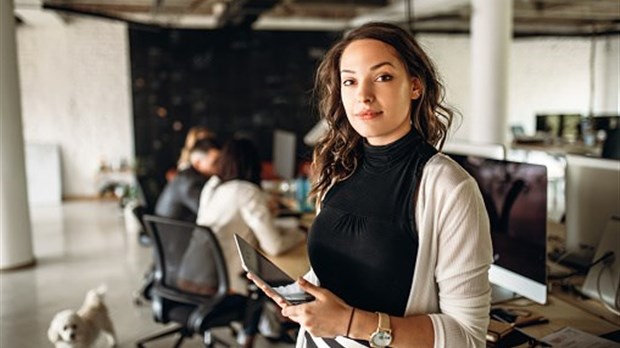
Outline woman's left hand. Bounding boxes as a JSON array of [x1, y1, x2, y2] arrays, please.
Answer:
[[282, 277, 352, 338]]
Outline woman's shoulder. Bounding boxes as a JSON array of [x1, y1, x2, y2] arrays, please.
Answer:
[[219, 179, 262, 196], [422, 152, 474, 187]]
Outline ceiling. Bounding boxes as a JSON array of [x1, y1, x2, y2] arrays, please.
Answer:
[[14, 0, 620, 36]]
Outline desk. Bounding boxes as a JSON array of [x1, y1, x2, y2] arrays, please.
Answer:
[[497, 295, 619, 341], [267, 241, 310, 280]]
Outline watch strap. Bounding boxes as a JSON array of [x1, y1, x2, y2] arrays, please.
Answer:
[[377, 312, 390, 331], [369, 312, 392, 348]]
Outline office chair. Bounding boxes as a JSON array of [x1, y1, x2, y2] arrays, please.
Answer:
[[131, 176, 158, 306], [136, 215, 252, 348], [133, 175, 162, 246]]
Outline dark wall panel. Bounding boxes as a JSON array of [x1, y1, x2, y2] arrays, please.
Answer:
[[129, 26, 339, 199]]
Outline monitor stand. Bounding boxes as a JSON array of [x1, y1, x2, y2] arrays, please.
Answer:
[[491, 284, 522, 305]]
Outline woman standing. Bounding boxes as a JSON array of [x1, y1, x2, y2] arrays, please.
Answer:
[[250, 22, 492, 348]]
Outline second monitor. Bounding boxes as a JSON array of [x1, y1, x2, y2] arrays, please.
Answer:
[[447, 153, 548, 304]]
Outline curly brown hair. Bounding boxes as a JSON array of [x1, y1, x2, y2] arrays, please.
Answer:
[[310, 22, 456, 200]]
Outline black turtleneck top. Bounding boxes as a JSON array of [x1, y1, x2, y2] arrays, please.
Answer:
[[308, 131, 437, 317]]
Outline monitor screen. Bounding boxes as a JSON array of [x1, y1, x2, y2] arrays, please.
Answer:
[[536, 114, 582, 142], [447, 153, 548, 304], [565, 155, 620, 267], [273, 129, 297, 180]]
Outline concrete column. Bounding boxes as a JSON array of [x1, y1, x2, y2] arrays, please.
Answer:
[[470, 0, 513, 144], [1, 0, 35, 270], [593, 36, 620, 114]]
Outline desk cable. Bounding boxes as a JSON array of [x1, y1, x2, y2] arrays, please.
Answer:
[[489, 313, 551, 347], [548, 251, 615, 280]]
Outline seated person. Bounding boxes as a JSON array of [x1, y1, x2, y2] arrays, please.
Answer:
[[179, 137, 305, 348], [154, 138, 221, 222], [195, 137, 305, 294]]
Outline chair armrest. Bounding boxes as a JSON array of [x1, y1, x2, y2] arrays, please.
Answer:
[[188, 294, 248, 333], [187, 293, 227, 332]]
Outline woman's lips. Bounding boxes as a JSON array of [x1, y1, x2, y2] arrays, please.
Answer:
[[356, 110, 382, 120]]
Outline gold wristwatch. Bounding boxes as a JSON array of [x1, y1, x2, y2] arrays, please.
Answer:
[[369, 312, 392, 348]]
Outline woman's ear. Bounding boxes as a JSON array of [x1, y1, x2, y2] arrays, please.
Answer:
[[411, 78, 423, 100]]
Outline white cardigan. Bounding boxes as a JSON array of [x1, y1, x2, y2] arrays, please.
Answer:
[[196, 176, 305, 293], [298, 153, 493, 348]]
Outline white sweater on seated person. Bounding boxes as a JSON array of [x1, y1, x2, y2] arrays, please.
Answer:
[[197, 175, 305, 293]]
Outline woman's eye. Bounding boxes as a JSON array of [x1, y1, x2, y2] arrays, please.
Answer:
[[376, 74, 393, 82], [342, 79, 354, 86]]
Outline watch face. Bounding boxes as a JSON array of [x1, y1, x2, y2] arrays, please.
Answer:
[[371, 331, 393, 347]]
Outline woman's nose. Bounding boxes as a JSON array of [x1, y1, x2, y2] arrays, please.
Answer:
[[356, 81, 374, 103]]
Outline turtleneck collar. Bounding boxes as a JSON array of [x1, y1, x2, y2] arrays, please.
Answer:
[[362, 130, 422, 172]]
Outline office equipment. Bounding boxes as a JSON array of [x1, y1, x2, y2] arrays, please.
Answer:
[[273, 129, 297, 180], [581, 216, 620, 315], [511, 125, 548, 144], [449, 154, 548, 304], [602, 128, 620, 160], [591, 115, 620, 133], [541, 327, 618, 347], [136, 215, 251, 348], [234, 234, 314, 305], [564, 155, 620, 267], [443, 139, 506, 160], [536, 114, 583, 143]]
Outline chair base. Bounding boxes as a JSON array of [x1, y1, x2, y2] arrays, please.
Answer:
[[136, 324, 190, 348], [136, 324, 235, 348]]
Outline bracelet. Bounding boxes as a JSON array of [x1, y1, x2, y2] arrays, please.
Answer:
[[345, 307, 355, 337]]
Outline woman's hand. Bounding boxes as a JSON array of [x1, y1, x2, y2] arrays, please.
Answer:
[[246, 274, 353, 338], [246, 272, 290, 308], [283, 277, 352, 338]]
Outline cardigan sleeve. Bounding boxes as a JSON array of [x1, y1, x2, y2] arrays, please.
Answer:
[[426, 172, 493, 348]]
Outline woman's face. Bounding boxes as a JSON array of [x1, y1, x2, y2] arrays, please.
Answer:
[[339, 39, 421, 146]]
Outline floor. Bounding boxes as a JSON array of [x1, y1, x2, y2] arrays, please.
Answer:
[[0, 200, 294, 348]]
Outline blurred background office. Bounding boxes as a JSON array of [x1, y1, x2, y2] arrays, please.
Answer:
[[1, 0, 619, 347], [9, 0, 618, 203]]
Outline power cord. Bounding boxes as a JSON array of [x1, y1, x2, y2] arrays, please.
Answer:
[[548, 251, 615, 280]]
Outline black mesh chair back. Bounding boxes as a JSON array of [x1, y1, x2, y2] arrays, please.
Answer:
[[136, 215, 248, 347], [148, 215, 228, 299]]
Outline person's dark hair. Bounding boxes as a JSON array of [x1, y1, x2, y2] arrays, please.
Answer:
[[217, 138, 262, 186], [190, 137, 221, 155], [310, 21, 456, 199]]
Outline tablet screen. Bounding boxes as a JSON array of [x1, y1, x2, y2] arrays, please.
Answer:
[[234, 233, 314, 305]]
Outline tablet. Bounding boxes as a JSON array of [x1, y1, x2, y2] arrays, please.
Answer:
[[234, 233, 314, 305]]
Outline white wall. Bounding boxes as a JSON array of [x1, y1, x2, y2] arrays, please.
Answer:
[[15, 12, 618, 196], [16, 11, 133, 198], [420, 34, 619, 141]]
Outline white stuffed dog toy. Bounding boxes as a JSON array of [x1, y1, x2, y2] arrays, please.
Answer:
[[47, 286, 117, 348]]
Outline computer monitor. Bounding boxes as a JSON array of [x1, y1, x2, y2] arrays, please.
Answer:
[[272, 129, 297, 180], [590, 115, 620, 133], [448, 154, 548, 304], [564, 155, 620, 267], [442, 140, 506, 160], [535, 114, 582, 143]]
